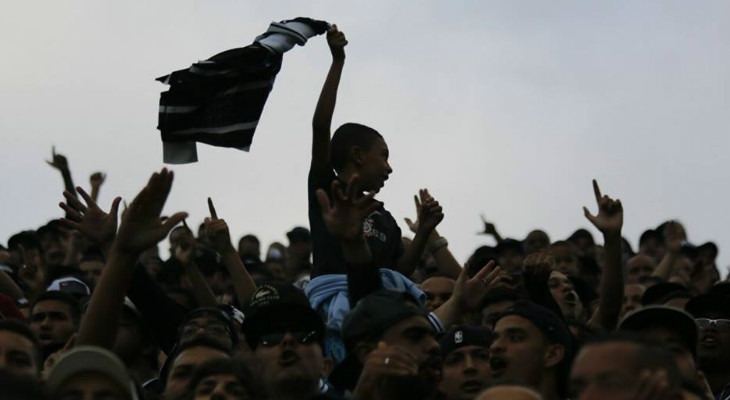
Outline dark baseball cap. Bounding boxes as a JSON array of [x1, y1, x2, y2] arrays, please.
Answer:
[[242, 283, 324, 349], [619, 306, 698, 358], [685, 294, 730, 319], [286, 227, 311, 242], [641, 282, 689, 306], [438, 325, 493, 357], [495, 301, 572, 355]]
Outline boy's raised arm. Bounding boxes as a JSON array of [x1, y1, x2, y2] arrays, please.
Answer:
[[311, 25, 347, 172]]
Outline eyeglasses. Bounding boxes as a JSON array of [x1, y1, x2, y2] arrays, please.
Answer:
[[258, 331, 318, 348], [696, 318, 730, 330]]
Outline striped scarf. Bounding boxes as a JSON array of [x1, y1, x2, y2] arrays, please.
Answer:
[[157, 18, 329, 164]]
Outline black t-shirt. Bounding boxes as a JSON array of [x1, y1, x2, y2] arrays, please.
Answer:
[[308, 167, 404, 277]]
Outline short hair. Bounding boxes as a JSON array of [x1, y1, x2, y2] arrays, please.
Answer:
[[239, 234, 260, 246], [0, 320, 42, 372], [186, 358, 261, 399], [30, 291, 81, 324], [7, 231, 42, 253], [162, 336, 232, 384], [80, 247, 106, 263], [580, 332, 682, 389], [330, 123, 383, 173]]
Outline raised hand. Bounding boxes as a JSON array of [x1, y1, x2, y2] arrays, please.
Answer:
[[583, 179, 623, 235], [59, 187, 121, 247], [113, 169, 187, 254], [455, 260, 511, 311], [352, 341, 418, 400], [327, 24, 348, 60], [663, 221, 684, 254], [46, 146, 69, 172], [316, 175, 381, 242], [89, 172, 106, 189], [204, 197, 235, 254], [415, 189, 444, 235]]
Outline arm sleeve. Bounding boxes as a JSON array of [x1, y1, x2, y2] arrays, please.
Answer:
[[127, 265, 186, 354]]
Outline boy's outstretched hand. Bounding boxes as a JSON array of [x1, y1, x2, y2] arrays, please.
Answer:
[[583, 179, 623, 235], [114, 169, 187, 254], [316, 175, 381, 242], [327, 24, 347, 60]]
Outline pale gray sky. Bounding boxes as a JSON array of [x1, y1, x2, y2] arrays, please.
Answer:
[[2, 1, 729, 273]]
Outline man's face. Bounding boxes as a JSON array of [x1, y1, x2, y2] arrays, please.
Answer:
[[550, 245, 579, 276], [620, 284, 645, 318], [422, 277, 455, 312], [375, 315, 442, 398], [524, 231, 550, 255], [238, 239, 260, 260], [179, 316, 233, 350], [498, 249, 524, 275], [356, 137, 392, 192], [0, 330, 38, 378], [481, 300, 516, 329], [80, 260, 104, 286], [636, 327, 696, 382], [489, 315, 553, 386], [169, 228, 193, 252], [165, 347, 230, 399], [29, 300, 76, 350], [194, 373, 250, 400], [58, 371, 129, 400], [288, 240, 311, 262], [696, 313, 730, 369], [113, 311, 145, 365], [639, 237, 664, 261], [39, 232, 66, 268], [477, 385, 542, 400], [626, 256, 656, 284], [548, 271, 583, 321], [254, 330, 324, 394], [439, 345, 491, 400], [570, 342, 645, 400]]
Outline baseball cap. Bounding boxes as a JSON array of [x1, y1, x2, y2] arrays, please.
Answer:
[[46, 277, 90, 297], [641, 282, 688, 306], [697, 242, 719, 260], [242, 283, 324, 349], [287, 227, 311, 242], [619, 306, 698, 358], [438, 325, 493, 357], [685, 294, 730, 319], [495, 301, 572, 355], [46, 346, 137, 399]]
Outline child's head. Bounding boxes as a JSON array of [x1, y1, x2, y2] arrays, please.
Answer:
[[330, 123, 392, 191]]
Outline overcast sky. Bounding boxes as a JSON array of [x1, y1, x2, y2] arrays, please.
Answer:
[[2, 1, 729, 274]]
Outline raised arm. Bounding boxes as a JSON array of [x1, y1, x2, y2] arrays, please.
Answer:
[[311, 25, 347, 172], [77, 169, 187, 349], [175, 234, 218, 308], [404, 192, 460, 279], [316, 175, 382, 306], [584, 179, 624, 332], [652, 221, 683, 280], [396, 189, 444, 277], [47, 147, 77, 202], [89, 172, 106, 203], [205, 198, 256, 309]]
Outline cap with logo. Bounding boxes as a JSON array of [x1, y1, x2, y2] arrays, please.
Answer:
[[438, 325, 493, 357], [241, 282, 324, 349]]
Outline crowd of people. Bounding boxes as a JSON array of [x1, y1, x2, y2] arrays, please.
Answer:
[[0, 26, 727, 400]]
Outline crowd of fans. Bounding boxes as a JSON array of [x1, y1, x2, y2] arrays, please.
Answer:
[[0, 26, 727, 400]]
